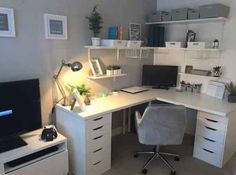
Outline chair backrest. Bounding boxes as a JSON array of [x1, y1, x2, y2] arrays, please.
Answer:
[[136, 105, 186, 146]]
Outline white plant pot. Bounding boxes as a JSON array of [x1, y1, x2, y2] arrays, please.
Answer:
[[117, 69, 122, 75], [106, 70, 113, 76], [91, 37, 101, 46]]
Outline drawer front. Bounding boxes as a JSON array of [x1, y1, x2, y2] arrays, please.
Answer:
[[198, 111, 228, 124], [193, 146, 222, 168], [198, 115, 226, 132], [6, 151, 68, 175], [87, 155, 111, 175], [87, 144, 111, 164], [194, 135, 224, 154], [87, 113, 111, 131], [87, 133, 111, 154], [196, 119, 225, 144]]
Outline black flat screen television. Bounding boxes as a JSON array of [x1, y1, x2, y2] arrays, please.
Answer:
[[142, 65, 178, 89], [0, 79, 42, 153]]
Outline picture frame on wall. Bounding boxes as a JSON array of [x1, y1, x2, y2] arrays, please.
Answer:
[[0, 7, 16, 37], [44, 13, 67, 40], [129, 23, 141, 41], [89, 58, 103, 76]]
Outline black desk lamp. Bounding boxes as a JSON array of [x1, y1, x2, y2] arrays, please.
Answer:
[[53, 59, 83, 106]]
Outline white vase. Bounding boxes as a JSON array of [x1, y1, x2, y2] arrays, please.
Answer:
[[91, 37, 101, 46]]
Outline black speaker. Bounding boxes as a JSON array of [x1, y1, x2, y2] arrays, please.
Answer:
[[148, 25, 165, 47]]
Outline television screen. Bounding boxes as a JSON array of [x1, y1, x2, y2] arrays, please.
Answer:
[[142, 65, 178, 87], [0, 79, 42, 138]]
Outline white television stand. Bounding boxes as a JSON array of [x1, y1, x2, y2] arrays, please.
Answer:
[[0, 129, 68, 175]]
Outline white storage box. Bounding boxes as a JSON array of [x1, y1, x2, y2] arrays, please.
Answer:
[[127, 40, 142, 48], [101, 39, 127, 47], [165, 42, 185, 48], [187, 42, 211, 49]]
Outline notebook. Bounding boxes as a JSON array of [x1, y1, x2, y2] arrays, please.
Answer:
[[121, 86, 149, 94]]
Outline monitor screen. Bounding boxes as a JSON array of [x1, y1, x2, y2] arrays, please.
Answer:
[[0, 79, 42, 138], [142, 65, 178, 87]]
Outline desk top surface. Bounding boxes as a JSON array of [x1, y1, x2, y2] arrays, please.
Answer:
[[56, 89, 236, 119]]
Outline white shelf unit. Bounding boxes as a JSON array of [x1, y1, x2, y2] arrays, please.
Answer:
[[87, 74, 127, 80], [0, 129, 68, 175], [178, 73, 219, 80], [155, 47, 223, 59], [145, 17, 227, 25], [85, 46, 154, 60]]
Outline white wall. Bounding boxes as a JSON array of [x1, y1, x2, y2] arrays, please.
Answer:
[[155, 0, 236, 83], [0, 0, 156, 125]]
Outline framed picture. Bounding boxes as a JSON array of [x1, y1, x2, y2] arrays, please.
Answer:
[[0, 7, 16, 37], [89, 58, 103, 76], [44, 13, 67, 40], [185, 65, 193, 74], [129, 23, 141, 41]]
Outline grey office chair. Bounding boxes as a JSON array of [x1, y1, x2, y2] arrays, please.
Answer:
[[134, 105, 186, 175]]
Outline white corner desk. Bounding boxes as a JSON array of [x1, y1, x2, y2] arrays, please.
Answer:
[[55, 89, 236, 175]]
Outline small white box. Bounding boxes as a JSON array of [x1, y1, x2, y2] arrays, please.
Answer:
[[187, 42, 211, 49], [165, 42, 185, 48], [127, 40, 142, 48], [101, 39, 127, 47]]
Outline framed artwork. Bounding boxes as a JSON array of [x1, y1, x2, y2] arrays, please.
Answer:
[[89, 58, 103, 76], [129, 23, 141, 41], [0, 7, 16, 37], [44, 13, 67, 40]]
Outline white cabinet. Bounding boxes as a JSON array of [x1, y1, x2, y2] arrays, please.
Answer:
[[7, 151, 68, 175], [56, 106, 112, 175], [0, 129, 68, 175], [193, 111, 236, 168]]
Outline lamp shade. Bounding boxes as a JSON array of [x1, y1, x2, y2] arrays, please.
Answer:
[[70, 61, 83, 72]]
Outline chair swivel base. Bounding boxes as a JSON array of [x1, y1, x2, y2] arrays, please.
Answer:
[[134, 148, 180, 175]]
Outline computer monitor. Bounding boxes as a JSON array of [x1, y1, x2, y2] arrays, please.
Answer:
[[0, 79, 42, 153], [142, 65, 178, 88]]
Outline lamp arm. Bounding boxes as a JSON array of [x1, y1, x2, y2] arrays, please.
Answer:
[[55, 78, 67, 106], [54, 62, 66, 79]]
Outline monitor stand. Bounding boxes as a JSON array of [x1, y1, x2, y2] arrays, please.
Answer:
[[0, 135, 27, 153], [152, 86, 170, 90]]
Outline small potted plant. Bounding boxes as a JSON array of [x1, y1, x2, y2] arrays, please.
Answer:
[[113, 65, 121, 75], [106, 65, 114, 76], [226, 82, 236, 103], [212, 66, 222, 77], [86, 5, 103, 46], [67, 84, 91, 105]]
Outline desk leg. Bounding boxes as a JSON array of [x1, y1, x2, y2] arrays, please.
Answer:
[[123, 109, 126, 135], [128, 108, 131, 133]]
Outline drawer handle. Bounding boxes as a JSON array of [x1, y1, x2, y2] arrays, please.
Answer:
[[205, 126, 217, 131], [93, 126, 103, 131], [93, 117, 103, 121], [93, 135, 103, 140], [203, 137, 216, 143], [93, 148, 103, 153], [93, 160, 102, 165], [202, 148, 214, 154], [206, 118, 218, 123]]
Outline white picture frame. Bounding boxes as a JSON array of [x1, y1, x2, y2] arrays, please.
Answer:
[[88, 58, 103, 76], [129, 23, 141, 41], [44, 13, 67, 40], [0, 7, 16, 37]]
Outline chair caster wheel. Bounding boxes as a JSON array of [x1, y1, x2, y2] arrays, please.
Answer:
[[142, 169, 148, 174], [134, 153, 139, 158], [174, 157, 180, 161], [171, 171, 176, 175]]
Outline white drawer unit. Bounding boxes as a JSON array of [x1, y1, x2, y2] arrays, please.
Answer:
[[193, 111, 236, 168], [56, 107, 112, 175], [0, 129, 68, 175]]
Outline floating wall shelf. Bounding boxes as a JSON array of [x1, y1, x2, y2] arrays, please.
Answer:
[[178, 73, 220, 80], [145, 17, 228, 25], [87, 74, 127, 80]]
